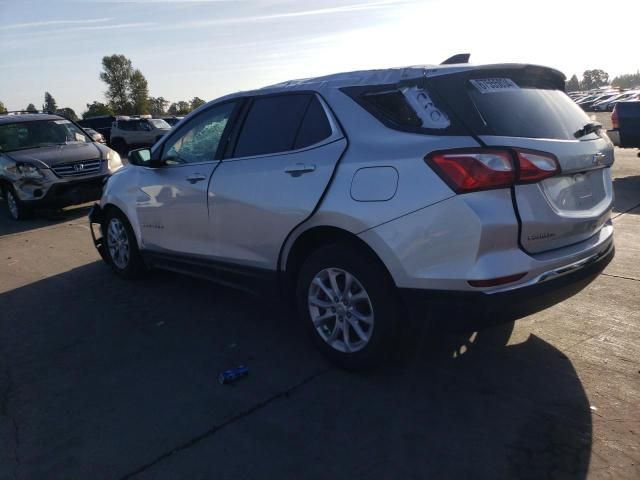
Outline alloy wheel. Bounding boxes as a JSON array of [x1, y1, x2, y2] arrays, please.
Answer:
[[107, 217, 130, 270], [308, 267, 374, 353]]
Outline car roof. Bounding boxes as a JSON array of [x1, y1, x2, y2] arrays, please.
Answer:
[[0, 113, 65, 125], [208, 62, 565, 105]]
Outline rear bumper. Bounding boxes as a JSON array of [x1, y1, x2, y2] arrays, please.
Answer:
[[400, 241, 614, 328], [607, 129, 621, 147]]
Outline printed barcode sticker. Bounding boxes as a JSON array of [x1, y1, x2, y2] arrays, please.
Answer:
[[470, 78, 519, 93]]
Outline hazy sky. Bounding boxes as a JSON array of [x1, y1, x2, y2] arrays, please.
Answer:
[[1, 0, 638, 114]]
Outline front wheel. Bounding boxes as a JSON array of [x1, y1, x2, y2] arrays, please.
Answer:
[[296, 244, 400, 369], [103, 209, 145, 278], [2, 185, 31, 220]]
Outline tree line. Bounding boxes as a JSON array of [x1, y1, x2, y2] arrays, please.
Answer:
[[3, 60, 640, 117], [0, 54, 207, 120], [0, 92, 80, 120], [566, 69, 640, 92]]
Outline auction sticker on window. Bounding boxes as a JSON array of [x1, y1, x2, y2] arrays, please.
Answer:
[[54, 119, 71, 124], [470, 78, 519, 93]]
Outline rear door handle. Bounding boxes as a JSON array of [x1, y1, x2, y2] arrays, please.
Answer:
[[186, 174, 207, 184], [284, 163, 316, 176]]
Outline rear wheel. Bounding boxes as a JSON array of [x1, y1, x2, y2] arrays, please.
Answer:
[[2, 185, 31, 220], [296, 244, 400, 369], [103, 209, 145, 278]]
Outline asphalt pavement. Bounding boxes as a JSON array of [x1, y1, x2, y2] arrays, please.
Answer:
[[0, 148, 639, 480]]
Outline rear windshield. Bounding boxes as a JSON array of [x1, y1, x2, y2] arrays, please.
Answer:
[[428, 68, 595, 140], [468, 87, 592, 139]]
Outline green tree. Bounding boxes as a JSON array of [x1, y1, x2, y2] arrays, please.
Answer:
[[83, 101, 114, 119], [566, 74, 580, 92], [190, 96, 206, 110], [168, 101, 191, 115], [611, 72, 640, 89], [0, 101, 7, 114], [129, 69, 149, 115], [26, 103, 37, 112], [581, 69, 609, 90], [100, 54, 133, 114], [56, 107, 78, 121], [43, 91, 57, 113], [148, 96, 169, 116]]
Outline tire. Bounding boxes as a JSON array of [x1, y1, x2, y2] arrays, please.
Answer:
[[2, 184, 31, 220], [102, 208, 145, 278], [296, 243, 400, 370]]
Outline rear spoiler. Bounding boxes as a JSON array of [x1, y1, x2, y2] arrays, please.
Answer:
[[441, 53, 470, 65]]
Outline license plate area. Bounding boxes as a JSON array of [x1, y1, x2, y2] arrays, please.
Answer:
[[541, 168, 609, 214]]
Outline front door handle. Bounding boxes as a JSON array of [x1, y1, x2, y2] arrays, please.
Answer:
[[284, 163, 316, 176], [186, 174, 207, 184]]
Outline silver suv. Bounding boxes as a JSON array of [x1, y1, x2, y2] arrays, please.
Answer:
[[0, 113, 122, 220], [109, 116, 171, 153], [89, 62, 615, 368]]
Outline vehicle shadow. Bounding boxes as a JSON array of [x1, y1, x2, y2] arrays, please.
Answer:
[[0, 263, 592, 479], [0, 202, 92, 236], [612, 175, 640, 215]]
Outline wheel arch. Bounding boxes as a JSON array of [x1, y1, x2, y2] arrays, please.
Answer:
[[101, 201, 143, 248], [281, 225, 396, 299]]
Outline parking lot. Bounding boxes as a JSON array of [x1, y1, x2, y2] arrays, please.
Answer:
[[0, 145, 639, 479]]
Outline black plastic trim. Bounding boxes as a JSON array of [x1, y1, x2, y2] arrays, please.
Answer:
[[400, 243, 614, 328], [141, 250, 278, 297]]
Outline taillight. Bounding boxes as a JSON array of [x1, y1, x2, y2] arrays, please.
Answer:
[[425, 148, 559, 193], [516, 150, 559, 183], [426, 150, 514, 193], [611, 107, 619, 129]]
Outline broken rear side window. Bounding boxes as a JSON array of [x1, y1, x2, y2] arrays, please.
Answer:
[[342, 83, 464, 134]]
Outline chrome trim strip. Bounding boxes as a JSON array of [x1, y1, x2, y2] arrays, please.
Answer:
[[487, 241, 613, 294]]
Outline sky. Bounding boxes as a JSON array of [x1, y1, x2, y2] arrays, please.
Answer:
[[1, 0, 638, 115]]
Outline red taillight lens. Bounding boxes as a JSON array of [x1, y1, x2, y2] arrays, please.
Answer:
[[611, 108, 619, 129], [516, 150, 559, 183], [426, 148, 559, 193], [426, 150, 515, 193]]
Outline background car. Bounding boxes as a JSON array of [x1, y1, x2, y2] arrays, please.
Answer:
[[608, 101, 640, 149], [109, 116, 171, 153], [161, 116, 184, 127], [78, 115, 116, 145], [82, 127, 106, 143], [0, 112, 122, 219]]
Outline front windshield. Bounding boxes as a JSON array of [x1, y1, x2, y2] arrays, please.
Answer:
[[148, 119, 170, 129], [0, 119, 90, 152]]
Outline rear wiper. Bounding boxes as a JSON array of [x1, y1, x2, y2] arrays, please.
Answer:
[[574, 122, 602, 138]]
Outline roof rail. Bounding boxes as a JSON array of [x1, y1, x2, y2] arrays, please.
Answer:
[[1, 110, 58, 116]]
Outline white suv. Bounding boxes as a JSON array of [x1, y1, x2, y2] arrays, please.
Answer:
[[109, 116, 171, 153], [89, 62, 615, 368]]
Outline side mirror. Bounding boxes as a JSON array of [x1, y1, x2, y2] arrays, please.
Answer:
[[128, 148, 162, 168], [90, 132, 103, 143]]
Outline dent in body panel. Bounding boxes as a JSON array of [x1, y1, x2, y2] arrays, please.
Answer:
[[358, 191, 522, 290], [100, 166, 145, 246], [208, 139, 347, 269]]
